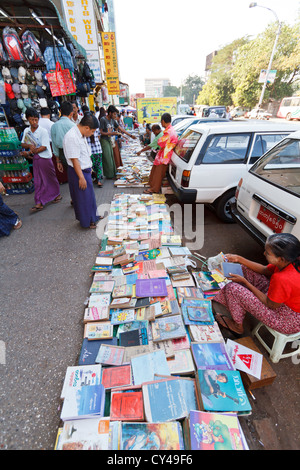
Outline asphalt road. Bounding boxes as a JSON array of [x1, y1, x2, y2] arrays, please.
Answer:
[[0, 170, 299, 450]]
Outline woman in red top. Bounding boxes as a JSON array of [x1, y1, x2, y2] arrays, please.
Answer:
[[213, 233, 300, 335]]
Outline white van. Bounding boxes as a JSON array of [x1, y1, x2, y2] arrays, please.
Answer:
[[168, 121, 300, 222], [231, 129, 300, 246]]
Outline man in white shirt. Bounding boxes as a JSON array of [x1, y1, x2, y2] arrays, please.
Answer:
[[63, 113, 100, 229], [21, 107, 61, 212], [38, 107, 54, 141]]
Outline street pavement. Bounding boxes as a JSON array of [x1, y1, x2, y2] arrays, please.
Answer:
[[0, 173, 299, 450]]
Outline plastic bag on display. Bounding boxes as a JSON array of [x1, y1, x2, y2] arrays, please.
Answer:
[[46, 62, 76, 97], [21, 30, 45, 65], [2, 27, 25, 64]]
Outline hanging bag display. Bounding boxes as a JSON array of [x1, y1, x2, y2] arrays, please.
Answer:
[[21, 30, 44, 65], [46, 62, 76, 97], [2, 27, 25, 64]]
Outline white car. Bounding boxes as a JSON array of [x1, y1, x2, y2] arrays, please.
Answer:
[[248, 108, 272, 120], [171, 115, 195, 127], [231, 129, 300, 245], [168, 121, 300, 222]]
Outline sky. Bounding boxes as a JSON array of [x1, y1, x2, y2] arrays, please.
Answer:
[[113, 0, 300, 94]]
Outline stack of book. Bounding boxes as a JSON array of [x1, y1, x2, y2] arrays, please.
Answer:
[[54, 152, 253, 451]]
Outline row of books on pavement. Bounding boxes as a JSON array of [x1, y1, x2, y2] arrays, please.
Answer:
[[54, 192, 264, 451]]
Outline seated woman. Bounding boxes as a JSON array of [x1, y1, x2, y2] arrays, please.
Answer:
[[213, 233, 300, 335]]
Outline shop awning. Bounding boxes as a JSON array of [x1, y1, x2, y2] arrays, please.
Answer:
[[0, 0, 87, 58]]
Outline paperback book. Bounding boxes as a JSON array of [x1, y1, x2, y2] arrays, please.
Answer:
[[110, 387, 144, 421], [84, 322, 113, 341], [60, 384, 106, 421], [101, 364, 132, 389], [119, 422, 184, 450], [57, 417, 110, 450], [60, 364, 102, 399], [151, 314, 186, 342], [191, 342, 234, 371]]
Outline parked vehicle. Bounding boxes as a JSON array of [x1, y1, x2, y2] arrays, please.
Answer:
[[231, 129, 300, 245], [171, 114, 194, 127], [247, 108, 272, 120], [173, 117, 229, 138], [277, 96, 300, 120], [168, 121, 300, 222], [231, 107, 249, 118], [201, 106, 227, 118]]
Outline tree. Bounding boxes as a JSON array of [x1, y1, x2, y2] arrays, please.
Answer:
[[182, 74, 204, 105], [163, 85, 180, 98]]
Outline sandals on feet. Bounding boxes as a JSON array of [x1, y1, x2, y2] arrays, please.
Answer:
[[215, 313, 244, 336], [30, 205, 44, 213], [13, 218, 22, 230], [52, 195, 62, 203]]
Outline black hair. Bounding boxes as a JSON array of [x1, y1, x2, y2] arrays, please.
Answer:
[[80, 113, 99, 129], [60, 101, 74, 117], [107, 105, 118, 115], [161, 112, 171, 124], [25, 107, 39, 119], [81, 105, 90, 113], [151, 124, 161, 132], [267, 233, 300, 272], [40, 107, 51, 116]]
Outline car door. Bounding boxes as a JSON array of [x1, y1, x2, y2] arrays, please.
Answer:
[[246, 132, 293, 167]]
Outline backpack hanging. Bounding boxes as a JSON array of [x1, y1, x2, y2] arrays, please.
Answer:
[[2, 27, 25, 64], [21, 30, 44, 65]]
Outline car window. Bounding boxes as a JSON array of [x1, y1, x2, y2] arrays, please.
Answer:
[[173, 130, 202, 163], [201, 133, 251, 164], [249, 133, 288, 164], [251, 138, 300, 196]]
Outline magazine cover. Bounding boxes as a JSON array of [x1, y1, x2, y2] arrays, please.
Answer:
[[191, 342, 234, 370], [120, 422, 184, 450]]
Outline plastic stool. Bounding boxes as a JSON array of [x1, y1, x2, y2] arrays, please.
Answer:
[[252, 322, 300, 363]]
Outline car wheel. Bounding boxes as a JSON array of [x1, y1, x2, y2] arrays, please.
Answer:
[[214, 189, 236, 223], [286, 113, 292, 121]]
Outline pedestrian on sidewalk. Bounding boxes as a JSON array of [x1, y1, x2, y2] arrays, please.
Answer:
[[99, 105, 119, 178], [144, 113, 178, 194], [51, 101, 75, 182], [0, 182, 22, 236], [21, 107, 61, 213], [86, 126, 103, 188], [63, 113, 101, 229]]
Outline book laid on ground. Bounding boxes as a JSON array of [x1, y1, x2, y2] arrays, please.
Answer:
[[84, 322, 113, 341], [60, 364, 102, 399], [101, 364, 132, 389], [83, 306, 110, 323], [110, 297, 137, 309], [185, 410, 247, 450], [151, 314, 186, 342], [78, 338, 118, 366], [119, 327, 148, 347], [191, 342, 234, 371], [194, 271, 220, 292], [110, 308, 136, 325], [118, 421, 184, 450], [135, 278, 168, 298], [188, 322, 224, 343], [60, 384, 106, 421], [89, 280, 115, 294], [131, 350, 170, 385], [88, 293, 111, 308], [112, 284, 133, 299], [167, 349, 195, 376], [181, 299, 214, 325], [142, 377, 199, 423], [110, 386, 144, 421], [56, 417, 110, 450], [95, 344, 125, 366], [196, 369, 252, 415], [95, 257, 113, 266]]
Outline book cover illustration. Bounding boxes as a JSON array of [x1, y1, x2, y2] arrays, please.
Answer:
[[57, 417, 110, 450], [189, 322, 224, 343], [89, 280, 115, 293], [120, 422, 184, 450], [110, 308, 136, 325], [191, 342, 234, 371], [195, 271, 220, 292], [60, 365, 102, 399], [84, 322, 113, 341], [189, 410, 244, 450], [167, 349, 195, 375], [151, 314, 186, 342], [88, 293, 111, 308], [197, 369, 252, 414], [60, 384, 105, 421], [181, 299, 214, 325], [78, 338, 118, 366]]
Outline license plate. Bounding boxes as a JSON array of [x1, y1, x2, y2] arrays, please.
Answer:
[[257, 205, 285, 233]]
